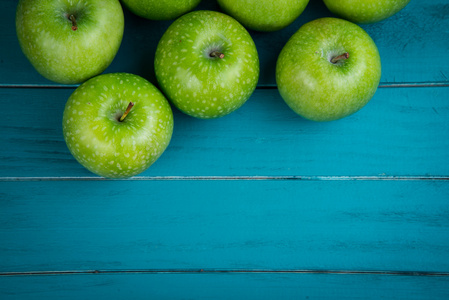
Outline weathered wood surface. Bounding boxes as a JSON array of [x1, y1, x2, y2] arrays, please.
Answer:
[[1, 0, 448, 87], [1, 180, 449, 272], [1, 273, 449, 300], [1, 87, 448, 177], [1, 0, 448, 299]]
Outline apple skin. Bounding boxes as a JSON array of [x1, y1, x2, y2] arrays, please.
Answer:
[[154, 10, 259, 119], [63, 73, 174, 178], [16, 0, 124, 84], [276, 18, 381, 122], [121, 0, 202, 21], [217, 0, 309, 32], [323, 0, 411, 24]]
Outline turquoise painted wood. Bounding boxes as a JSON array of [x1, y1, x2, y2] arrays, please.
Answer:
[[1, 0, 449, 299], [1, 273, 449, 300], [1, 87, 448, 177], [1, 0, 449, 86], [1, 180, 449, 272]]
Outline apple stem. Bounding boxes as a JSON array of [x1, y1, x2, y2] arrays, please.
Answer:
[[119, 102, 134, 122], [210, 51, 225, 59], [69, 15, 78, 31], [331, 52, 349, 64]]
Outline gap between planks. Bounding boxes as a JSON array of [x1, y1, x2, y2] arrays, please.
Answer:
[[1, 269, 449, 277], [0, 82, 449, 89], [1, 175, 448, 182]]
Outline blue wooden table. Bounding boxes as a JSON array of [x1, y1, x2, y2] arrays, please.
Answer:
[[1, 0, 449, 298]]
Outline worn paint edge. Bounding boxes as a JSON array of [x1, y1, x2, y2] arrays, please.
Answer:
[[256, 82, 449, 89], [1, 82, 449, 89], [0, 84, 79, 89], [1, 175, 448, 182], [1, 269, 449, 277], [378, 82, 449, 88]]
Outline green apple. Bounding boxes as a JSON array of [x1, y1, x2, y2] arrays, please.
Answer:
[[121, 0, 202, 21], [276, 18, 381, 122], [63, 73, 174, 178], [16, 0, 124, 84], [323, 0, 411, 24], [217, 0, 309, 32], [154, 10, 259, 119]]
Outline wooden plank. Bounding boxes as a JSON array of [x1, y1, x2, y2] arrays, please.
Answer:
[[1, 87, 448, 178], [1, 180, 448, 272], [1, 272, 449, 300], [1, 0, 448, 86]]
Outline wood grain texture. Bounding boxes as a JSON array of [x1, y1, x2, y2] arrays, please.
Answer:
[[1, 273, 449, 300], [1, 87, 448, 177], [1, 0, 448, 86], [1, 0, 449, 298], [1, 180, 448, 272]]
